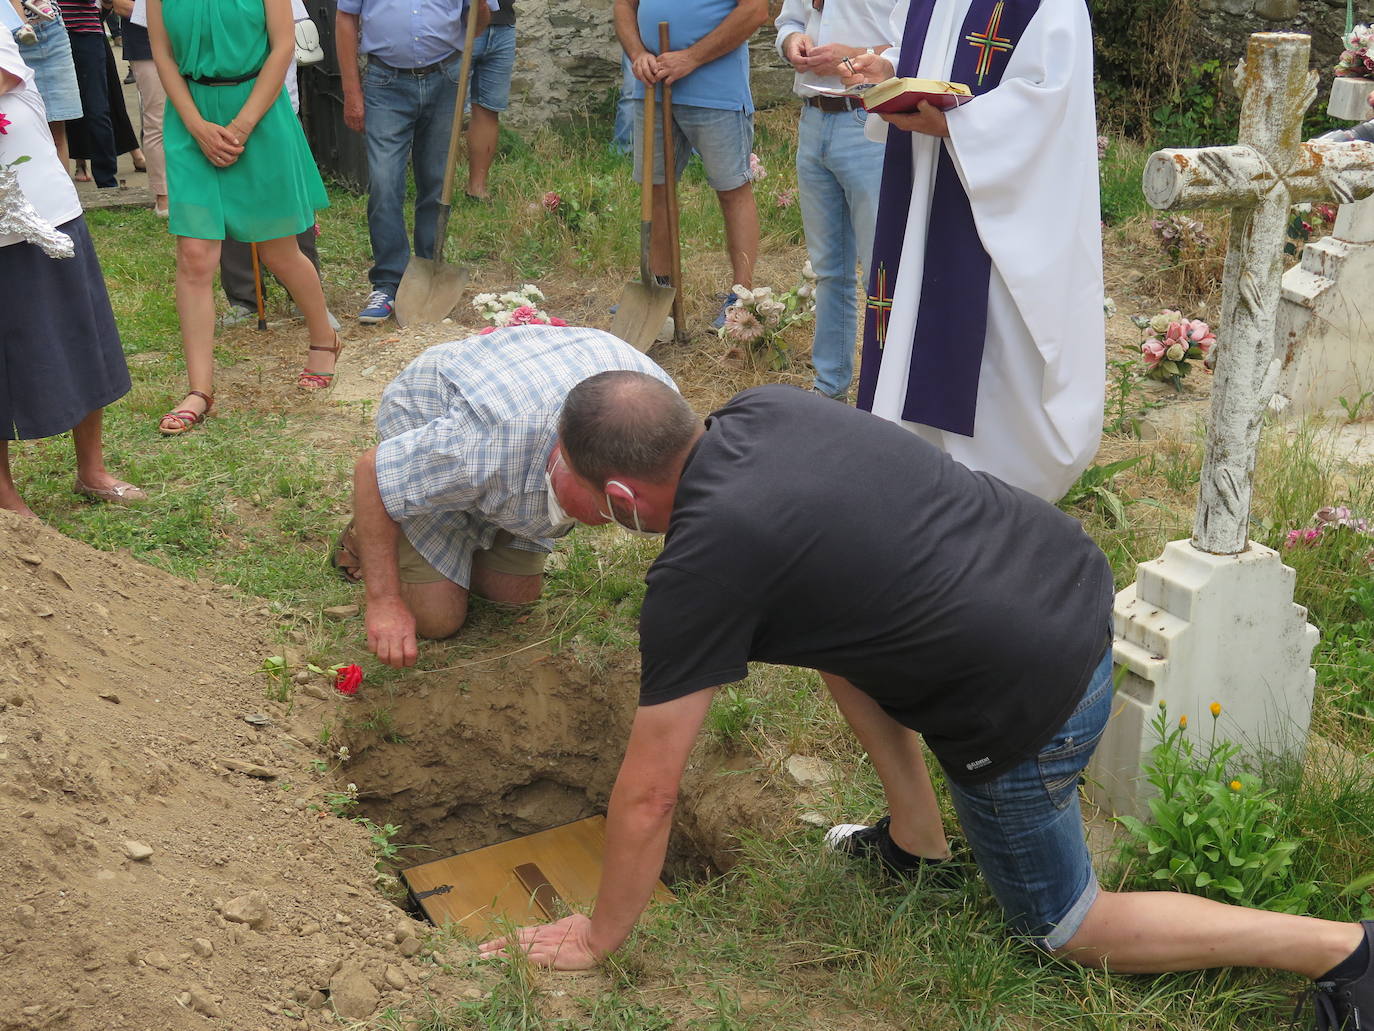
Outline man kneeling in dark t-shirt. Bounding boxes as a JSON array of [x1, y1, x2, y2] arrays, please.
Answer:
[[479, 374, 1373, 1027]]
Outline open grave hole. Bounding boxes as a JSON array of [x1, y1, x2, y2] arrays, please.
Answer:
[[335, 647, 784, 925]]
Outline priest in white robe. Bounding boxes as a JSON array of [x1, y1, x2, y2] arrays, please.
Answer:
[[846, 0, 1103, 502]]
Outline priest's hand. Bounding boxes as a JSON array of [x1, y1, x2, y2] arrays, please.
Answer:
[[479, 914, 603, 970], [880, 100, 949, 138], [840, 51, 892, 85]]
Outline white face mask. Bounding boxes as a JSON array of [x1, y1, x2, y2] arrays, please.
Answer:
[[544, 455, 576, 535], [599, 479, 662, 538]]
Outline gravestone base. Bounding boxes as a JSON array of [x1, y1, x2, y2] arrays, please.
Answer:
[[1273, 231, 1374, 417], [1087, 539, 1318, 820]]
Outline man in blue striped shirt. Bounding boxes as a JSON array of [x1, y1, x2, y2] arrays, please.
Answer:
[[336, 325, 677, 667]]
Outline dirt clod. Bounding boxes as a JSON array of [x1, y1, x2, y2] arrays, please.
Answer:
[[329, 962, 379, 1019], [123, 840, 153, 861], [220, 891, 269, 928], [187, 985, 223, 1018]]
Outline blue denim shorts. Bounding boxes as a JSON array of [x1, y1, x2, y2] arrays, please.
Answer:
[[468, 24, 515, 112], [633, 102, 753, 192], [17, 16, 83, 122], [944, 646, 1114, 951]]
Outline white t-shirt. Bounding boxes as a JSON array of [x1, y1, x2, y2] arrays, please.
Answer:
[[0, 28, 81, 248]]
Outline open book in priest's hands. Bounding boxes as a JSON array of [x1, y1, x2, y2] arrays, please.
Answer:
[[810, 77, 974, 113]]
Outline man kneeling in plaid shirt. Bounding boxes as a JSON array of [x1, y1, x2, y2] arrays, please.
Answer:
[[336, 325, 676, 667]]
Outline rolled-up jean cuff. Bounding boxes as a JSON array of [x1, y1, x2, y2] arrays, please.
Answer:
[[1041, 876, 1098, 951]]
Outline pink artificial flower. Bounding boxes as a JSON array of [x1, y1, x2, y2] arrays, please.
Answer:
[[748, 152, 767, 181], [1284, 527, 1323, 548], [542, 191, 561, 213], [1141, 339, 1166, 367], [509, 305, 541, 325], [724, 306, 764, 342], [776, 188, 795, 209], [478, 326, 499, 335], [1165, 321, 1186, 343], [1186, 319, 1210, 342], [0, 111, 10, 135], [548, 316, 568, 326], [1316, 204, 1338, 225]]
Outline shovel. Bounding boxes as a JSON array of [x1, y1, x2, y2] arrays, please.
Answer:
[[658, 22, 686, 343], [393, 2, 480, 328], [609, 78, 676, 352]]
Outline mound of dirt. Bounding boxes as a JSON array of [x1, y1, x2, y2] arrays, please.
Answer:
[[0, 512, 486, 1030]]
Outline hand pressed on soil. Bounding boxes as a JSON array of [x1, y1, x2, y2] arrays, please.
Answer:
[[478, 914, 602, 970]]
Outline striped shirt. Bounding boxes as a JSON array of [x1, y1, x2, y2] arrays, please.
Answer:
[[55, 0, 104, 33], [374, 326, 677, 588]]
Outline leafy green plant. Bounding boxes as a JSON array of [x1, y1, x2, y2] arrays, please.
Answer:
[[1116, 702, 1318, 913], [708, 685, 763, 745], [1061, 456, 1145, 527], [1151, 60, 1238, 148], [1338, 390, 1374, 423]]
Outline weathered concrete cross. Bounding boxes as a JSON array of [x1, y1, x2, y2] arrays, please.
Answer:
[[1143, 32, 1374, 555], [1089, 33, 1374, 820]]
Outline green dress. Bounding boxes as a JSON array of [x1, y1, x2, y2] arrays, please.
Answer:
[[162, 0, 328, 241]]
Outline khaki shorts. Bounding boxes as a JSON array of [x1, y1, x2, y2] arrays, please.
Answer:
[[397, 528, 547, 585]]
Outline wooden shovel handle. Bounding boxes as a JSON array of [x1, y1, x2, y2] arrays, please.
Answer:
[[640, 79, 657, 223], [433, 0, 482, 258], [659, 21, 685, 336]]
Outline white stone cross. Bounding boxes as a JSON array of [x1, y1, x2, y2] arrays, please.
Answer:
[[1142, 32, 1374, 555], [1089, 33, 1374, 820]]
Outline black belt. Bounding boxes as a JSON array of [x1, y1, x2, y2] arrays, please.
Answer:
[[186, 68, 260, 86], [804, 94, 864, 113], [368, 56, 451, 76]]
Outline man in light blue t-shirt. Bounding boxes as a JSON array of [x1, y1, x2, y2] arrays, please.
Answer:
[[614, 0, 767, 328]]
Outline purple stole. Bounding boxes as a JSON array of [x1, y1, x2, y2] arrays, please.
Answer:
[[855, 0, 1041, 436]]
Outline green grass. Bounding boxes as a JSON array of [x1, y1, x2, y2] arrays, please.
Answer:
[[36, 113, 1374, 1031]]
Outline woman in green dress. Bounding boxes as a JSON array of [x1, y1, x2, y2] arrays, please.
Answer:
[[149, 0, 339, 435]]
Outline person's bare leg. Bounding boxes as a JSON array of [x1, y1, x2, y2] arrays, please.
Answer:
[[0, 440, 37, 518], [470, 567, 541, 605], [1059, 889, 1365, 978], [256, 234, 338, 378], [163, 235, 221, 428], [465, 103, 499, 199], [70, 408, 126, 491], [819, 671, 950, 859], [48, 121, 68, 168], [717, 182, 757, 289], [398, 578, 469, 640]]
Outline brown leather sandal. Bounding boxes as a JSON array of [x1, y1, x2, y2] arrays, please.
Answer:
[[158, 390, 214, 436], [298, 333, 343, 391]]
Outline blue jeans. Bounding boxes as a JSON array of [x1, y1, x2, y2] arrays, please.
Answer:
[[944, 645, 1114, 951], [796, 104, 885, 398], [468, 24, 515, 112], [361, 56, 461, 294]]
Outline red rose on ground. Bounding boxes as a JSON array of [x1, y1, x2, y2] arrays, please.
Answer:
[[334, 663, 363, 695]]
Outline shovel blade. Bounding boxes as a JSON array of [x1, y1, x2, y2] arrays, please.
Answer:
[[394, 256, 471, 328], [609, 282, 676, 353]]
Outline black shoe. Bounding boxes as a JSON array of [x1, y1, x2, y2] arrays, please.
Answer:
[[123, 66, 135, 84], [824, 815, 968, 887], [1297, 921, 1374, 1029]]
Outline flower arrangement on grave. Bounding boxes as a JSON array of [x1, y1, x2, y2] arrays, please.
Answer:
[[1283, 506, 1372, 549], [1285, 203, 1338, 256], [1335, 23, 1374, 77], [1134, 309, 1216, 390], [1151, 214, 1213, 260], [471, 285, 566, 329], [717, 265, 817, 371]]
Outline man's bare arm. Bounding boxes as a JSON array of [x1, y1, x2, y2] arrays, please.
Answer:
[[335, 9, 364, 132], [478, 688, 716, 968], [353, 449, 419, 668]]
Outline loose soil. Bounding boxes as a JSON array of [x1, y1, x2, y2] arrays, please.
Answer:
[[2, 207, 1248, 1029]]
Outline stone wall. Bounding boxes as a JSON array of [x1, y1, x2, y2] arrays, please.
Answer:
[[1191, 0, 1354, 86], [503, 0, 795, 131]]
